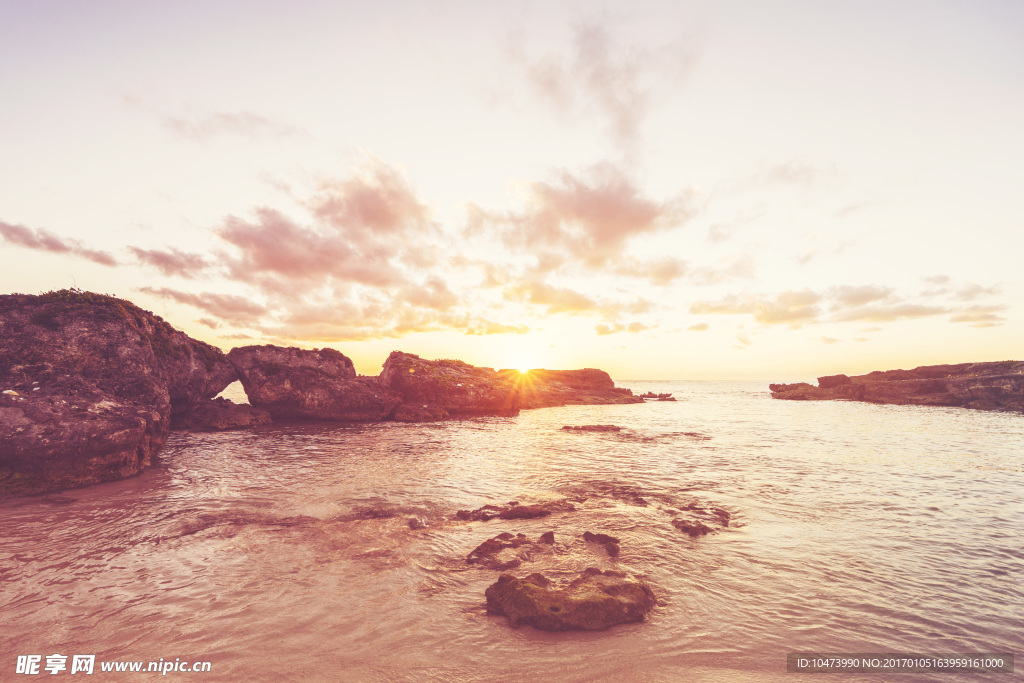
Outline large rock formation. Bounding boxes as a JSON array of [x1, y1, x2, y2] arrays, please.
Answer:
[[227, 345, 401, 421], [498, 368, 644, 408], [0, 290, 236, 497], [485, 568, 657, 631], [172, 397, 272, 431], [379, 352, 520, 419], [770, 361, 1024, 412]]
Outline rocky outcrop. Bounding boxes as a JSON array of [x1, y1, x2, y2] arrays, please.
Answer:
[[499, 368, 644, 409], [227, 345, 401, 421], [0, 289, 236, 498], [172, 397, 272, 431], [770, 361, 1024, 412], [380, 352, 520, 418], [485, 568, 657, 631]]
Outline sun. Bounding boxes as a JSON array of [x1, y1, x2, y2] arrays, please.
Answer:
[[508, 355, 539, 375]]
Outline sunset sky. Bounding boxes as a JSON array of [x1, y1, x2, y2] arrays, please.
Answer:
[[2, 0, 1021, 379]]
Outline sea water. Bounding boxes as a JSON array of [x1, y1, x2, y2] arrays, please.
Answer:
[[2, 381, 1021, 681]]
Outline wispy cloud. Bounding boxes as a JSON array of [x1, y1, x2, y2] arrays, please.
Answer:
[[163, 111, 307, 141], [0, 220, 117, 266], [139, 286, 269, 326], [689, 280, 1005, 329], [129, 246, 209, 277], [509, 21, 697, 151], [465, 320, 531, 336], [948, 304, 1007, 327], [595, 321, 650, 335]]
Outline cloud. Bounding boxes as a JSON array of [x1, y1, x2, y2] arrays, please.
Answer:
[[949, 305, 1006, 327], [691, 289, 824, 327], [595, 321, 650, 335], [129, 246, 209, 277], [473, 162, 692, 272], [503, 280, 597, 314], [614, 256, 687, 284], [752, 290, 821, 326], [399, 277, 459, 311], [255, 305, 470, 343], [953, 283, 1001, 301], [821, 336, 840, 345], [689, 294, 756, 316], [465, 321, 531, 335], [754, 160, 835, 187], [686, 255, 756, 286], [688, 322, 708, 331], [828, 284, 894, 307], [216, 158, 435, 295], [510, 21, 697, 150], [689, 283, 1002, 329], [163, 111, 306, 141], [832, 303, 949, 323], [139, 287, 269, 326], [0, 220, 117, 266]]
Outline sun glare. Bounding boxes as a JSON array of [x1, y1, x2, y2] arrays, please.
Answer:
[[509, 356, 538, 375]]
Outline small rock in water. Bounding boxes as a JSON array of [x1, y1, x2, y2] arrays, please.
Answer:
[[583, 531, 620, 545], [408, 517, 428, 530], [561, 424, 621, 432], [672, 518, 714, 537], [485, 568, 656, 631], [604, 542, 620, 558], [538, 531, 555, 544]]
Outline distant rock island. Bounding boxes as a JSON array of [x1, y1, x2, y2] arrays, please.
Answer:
[[770, 361, 1024, 412], [0, 290, 644, 498]]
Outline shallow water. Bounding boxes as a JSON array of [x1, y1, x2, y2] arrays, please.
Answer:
[[3, 381, 1022, 681]]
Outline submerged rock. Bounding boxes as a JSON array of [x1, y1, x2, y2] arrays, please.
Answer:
[[561, 424, 622, 432], [485, 568, 656, 631], [228, 345, 401, 421], [467, 532, 535, 570], [0, 290, 235, 498], [455, 500, 577, 522], [672, 518, 714, 537], [380, 352, 520, 418], [173, 397, 271, 431], [770, 361, 1024, 412]]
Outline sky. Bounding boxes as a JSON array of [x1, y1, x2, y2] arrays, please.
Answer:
[[1, 0, 1022, 379]]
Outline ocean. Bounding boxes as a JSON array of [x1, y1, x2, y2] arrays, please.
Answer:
[[2, 381, 1021, 681]]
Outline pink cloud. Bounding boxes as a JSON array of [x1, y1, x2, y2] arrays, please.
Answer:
[[129, 246, 208, 277], [473, 163, 691, 272], [139, 286, 268, 326], [0, 220, 117, 266], [217, 159, 435, 295]]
